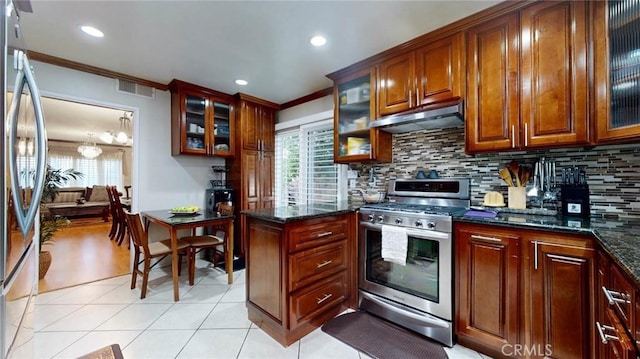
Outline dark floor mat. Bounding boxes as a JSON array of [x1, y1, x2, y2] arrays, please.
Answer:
[[322, 311, 448, 359]]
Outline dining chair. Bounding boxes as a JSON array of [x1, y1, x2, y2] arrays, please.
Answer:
[[125, 212, 192, 299], [111, 188, 129, 246], [106, 185, 119, 241], [180, 203, 234, 285]]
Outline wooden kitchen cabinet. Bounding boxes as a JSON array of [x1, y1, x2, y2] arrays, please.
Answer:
[[245, 213, 355, 347], [227, 93, 279, 256], [466, 1, 590, 154], [455, 223, 521, 358], [330, 67, 392, 163], [524, 231, 595, 359], [454, 222, 596, 358], [239, 97, 275, 152], [169, 79, 235, 157], [519, 1, 589, 149], [596, 248, 639, 359], [465, 12, 519, 153], [594, 1, 640, 143], [378, 33, 463, 117]]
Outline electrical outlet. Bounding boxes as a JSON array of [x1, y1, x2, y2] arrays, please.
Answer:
[[349, 179, 356, 188], [347, 170, 358, 179]]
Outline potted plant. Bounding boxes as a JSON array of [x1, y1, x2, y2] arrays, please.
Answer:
[[38, 165, 83, 279]]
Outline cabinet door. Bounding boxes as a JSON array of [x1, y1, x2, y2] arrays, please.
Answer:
[[377, 52, 415, 116], [520, 1, 590, 148], [333, 68, 391, 163], [527, 239, 594, 359], [415, 33, 463, 106], [240, 101, 260, 151], [259, 151, 275, 209], [260, 106, 275, 152], [179, 91, 211, 156], [241, 151, 260, 210], [465, 12, 520, 153], [211, 98, 234, 157], [455, 225, 520, 355], [594, 1, 640, 143]]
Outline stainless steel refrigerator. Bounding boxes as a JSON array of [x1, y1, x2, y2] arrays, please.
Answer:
[[1, 0, 47, 358]]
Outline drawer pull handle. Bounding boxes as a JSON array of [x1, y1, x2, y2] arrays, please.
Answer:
[[317, 293, 333, 305], [602, 286, 631, 305], [596, 321, 619, 344], [317, 231, 333, 238], [316, 260, 332, 268], [470, 234, 501, 242]]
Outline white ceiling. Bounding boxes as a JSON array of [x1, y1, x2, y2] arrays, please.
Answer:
[[18, 0, 501, 143]]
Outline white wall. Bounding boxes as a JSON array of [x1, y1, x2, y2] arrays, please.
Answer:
[[276, 95, 333, 125], [31, 61, 224, 212]]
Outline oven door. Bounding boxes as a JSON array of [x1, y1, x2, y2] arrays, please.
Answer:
[[358, 221, 452, 321]]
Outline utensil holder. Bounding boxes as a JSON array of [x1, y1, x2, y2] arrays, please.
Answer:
[[508, 187, 527, 209]]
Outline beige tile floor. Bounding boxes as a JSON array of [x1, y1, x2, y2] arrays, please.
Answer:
[[10, 259, 491, 359]]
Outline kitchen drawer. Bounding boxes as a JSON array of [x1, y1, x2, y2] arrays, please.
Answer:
[[289, 217, 348, 252], [605, 264, 637, 330], [597, 308, 637, 359], [289, 271, 348, 328], [289, 240, 347, 292]]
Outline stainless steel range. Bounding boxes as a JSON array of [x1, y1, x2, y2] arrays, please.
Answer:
[[358, 178, 470, 347]]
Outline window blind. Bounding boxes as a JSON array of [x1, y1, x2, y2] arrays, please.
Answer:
[[275, 120, 345, 207], [48, 151, 124, 189]]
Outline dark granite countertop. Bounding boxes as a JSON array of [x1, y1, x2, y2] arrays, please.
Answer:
[[241, 201, 358, 223], [244, 202, 640, 287], [455, 212, 640, 286]]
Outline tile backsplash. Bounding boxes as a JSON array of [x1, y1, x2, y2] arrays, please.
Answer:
[[348, 126, 640, 219]]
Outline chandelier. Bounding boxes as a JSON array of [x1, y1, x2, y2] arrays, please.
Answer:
[[99, 111, 132, 145], [77, 133, 102, 159]]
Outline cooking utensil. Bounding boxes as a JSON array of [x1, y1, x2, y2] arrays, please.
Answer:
[[508, 160, 521, 187], [528, 162, 539, 196], [500, 167, 515, 187], [520, 166, 531, 186]]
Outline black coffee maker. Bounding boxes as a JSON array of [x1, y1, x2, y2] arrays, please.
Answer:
[[205, 188, 235, 214]]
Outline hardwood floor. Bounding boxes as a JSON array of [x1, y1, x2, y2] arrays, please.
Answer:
[[38, 221, 131, 293]]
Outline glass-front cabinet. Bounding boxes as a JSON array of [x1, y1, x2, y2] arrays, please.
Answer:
[[169, 79, 234, 157], [331, 67, 392, 163], [595, 0, 640, 142]]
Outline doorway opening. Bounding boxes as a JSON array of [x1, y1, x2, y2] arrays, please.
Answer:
[[37, 96, 134, 292]]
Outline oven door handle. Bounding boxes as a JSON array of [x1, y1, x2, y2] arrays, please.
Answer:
[[360, 291, 450, 328], [360, 222, 450, 241]]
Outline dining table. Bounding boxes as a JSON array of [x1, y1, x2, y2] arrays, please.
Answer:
[[141, 209, 234, 301]]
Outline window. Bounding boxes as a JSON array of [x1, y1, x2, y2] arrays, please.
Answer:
[[48, 150, 124, 188], [275, 119, 346, 207]]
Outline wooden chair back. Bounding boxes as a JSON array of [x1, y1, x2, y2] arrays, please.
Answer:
[[124, 212, 150, 256]]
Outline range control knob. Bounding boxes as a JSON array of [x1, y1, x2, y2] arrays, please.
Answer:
[[426, 221, 436, 230], [395, 218, 403, 225], [415, 220, 423, 228], [368, 214, 375, 222], [377, 215, 385, 223]]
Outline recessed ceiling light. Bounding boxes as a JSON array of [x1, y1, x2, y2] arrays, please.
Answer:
[[235, 79, 248, 86], [310, 35, 327, 47], [80, 25, 104, 38]]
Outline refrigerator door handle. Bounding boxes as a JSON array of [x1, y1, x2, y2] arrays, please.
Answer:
[[8, 50, 48, 238]]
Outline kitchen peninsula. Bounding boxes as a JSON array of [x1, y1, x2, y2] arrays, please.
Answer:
[[241, 203, 358, 346]]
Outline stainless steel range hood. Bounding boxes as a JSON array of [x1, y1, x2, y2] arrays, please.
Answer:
[[369, 97, 463, 134]]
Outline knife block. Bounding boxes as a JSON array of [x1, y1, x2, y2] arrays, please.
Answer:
[[561, 184, 590, 218]]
